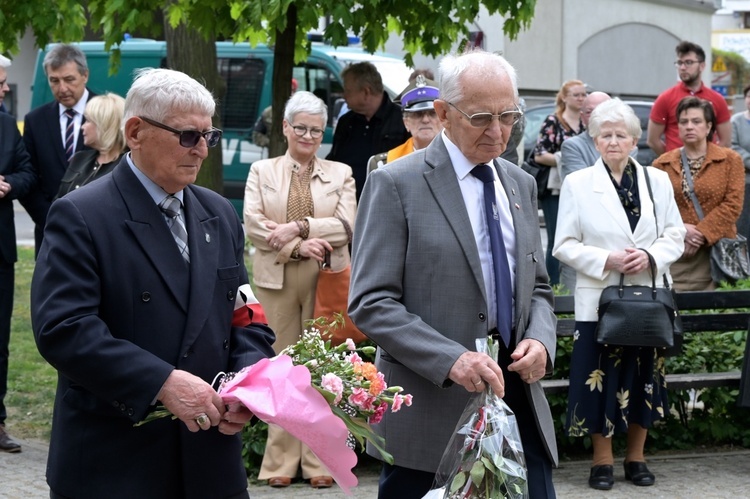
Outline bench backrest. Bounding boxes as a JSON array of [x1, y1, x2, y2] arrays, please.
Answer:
[[553, 289, 750, 337]]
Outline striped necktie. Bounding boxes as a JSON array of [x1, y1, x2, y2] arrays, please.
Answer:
[[64, 109, 76, 163], [159, 195, 190, 263]]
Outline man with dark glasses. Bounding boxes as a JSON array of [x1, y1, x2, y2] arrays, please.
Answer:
[[32, 68, 275, 498]]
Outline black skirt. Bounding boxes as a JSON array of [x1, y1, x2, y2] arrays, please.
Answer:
[[565, 321, 669, 437]]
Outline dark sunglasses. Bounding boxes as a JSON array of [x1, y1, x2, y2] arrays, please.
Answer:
[[139, 116, 223, 148]]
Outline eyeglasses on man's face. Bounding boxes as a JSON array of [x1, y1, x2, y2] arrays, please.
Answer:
[[290, 124, 324, 139], [139, 116, 223, 148], [404, 109, 437, 120], [448, 102, 522, 128], [674, 59, 703, 68]]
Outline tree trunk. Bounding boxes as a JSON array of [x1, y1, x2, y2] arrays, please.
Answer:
[[269, 4, 297, 159], [164, 12, 225, 193]]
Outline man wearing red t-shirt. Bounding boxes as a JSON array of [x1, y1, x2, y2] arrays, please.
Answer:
[[647, 41, 731, 157]]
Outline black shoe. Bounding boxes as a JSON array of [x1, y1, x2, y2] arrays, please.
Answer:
[[588, 465, 614, 490], [624, 461, 655, 486], [0, 426, 21, 453]]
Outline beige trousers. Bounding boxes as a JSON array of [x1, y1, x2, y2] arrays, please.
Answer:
[[256, 259, 329, 479], [671, 246, 717, 292]]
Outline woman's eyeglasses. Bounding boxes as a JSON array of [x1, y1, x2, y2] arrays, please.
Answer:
[[290, 124, 325, 139], [139, 116, 223, 148], [448, 102, 523, 128]]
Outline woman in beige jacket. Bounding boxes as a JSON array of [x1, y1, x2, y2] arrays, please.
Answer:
[[244, 91, 356, 489]]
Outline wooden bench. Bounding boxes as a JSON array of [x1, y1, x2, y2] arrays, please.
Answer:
[[541, 289, 750, 394]]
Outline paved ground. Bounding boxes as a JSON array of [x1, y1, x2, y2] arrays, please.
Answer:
[[1, 436, 749, 498]]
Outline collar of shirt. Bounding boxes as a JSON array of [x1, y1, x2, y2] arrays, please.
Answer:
[[126, 152, 185, 206], [58, 88, 89, 119], [679, 80, 707, 95]]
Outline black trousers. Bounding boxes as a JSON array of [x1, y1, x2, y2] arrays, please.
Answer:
[[0, 260, 13, 425], [378, 340, 556, 499]]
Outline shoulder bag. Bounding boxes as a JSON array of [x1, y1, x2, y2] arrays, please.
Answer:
[[312, 217, 368, 346], [680, 149, 750, 284], [521, 153, 550, 198], [595, 166, 681, 349]]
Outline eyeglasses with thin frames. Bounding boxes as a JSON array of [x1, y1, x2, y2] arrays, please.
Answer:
[[290, 124, 324, 139], [674, 60, 703, 68], [448, 102, 523, 128], [139, 116, 223, 148]]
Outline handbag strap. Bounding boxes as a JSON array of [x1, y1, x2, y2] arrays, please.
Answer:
[[680, 148, 706, 221], [619, 249, 659, 298], [337, 216, 353, 244], [637, 165, 672, 290]]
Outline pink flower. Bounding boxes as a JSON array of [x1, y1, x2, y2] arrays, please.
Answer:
[[348, 387, 376, 412], [392, 393, 414, 412], [369, 402, 388, 424], [321, 373, 344, 405], [392, 394, 404, 412], [345, 338, 356, 351], [346, 352, 363, 364]]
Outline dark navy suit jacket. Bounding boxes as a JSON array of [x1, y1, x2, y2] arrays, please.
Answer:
[[32, 159, 275, 498], [20, 92, 95, 247], [0, 113, 35, 265]]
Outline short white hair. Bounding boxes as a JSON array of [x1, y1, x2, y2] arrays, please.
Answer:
[[0, 55, 11, 69], [439, 49, 518, 104], [124, 68, 215, 122]]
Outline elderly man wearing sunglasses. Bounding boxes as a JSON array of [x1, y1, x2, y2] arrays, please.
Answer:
[[31, 68, 276, 498]]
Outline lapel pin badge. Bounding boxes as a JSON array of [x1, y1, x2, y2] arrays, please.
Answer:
[[205, 233, 211, 243]]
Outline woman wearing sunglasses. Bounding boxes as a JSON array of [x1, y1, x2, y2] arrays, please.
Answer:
[[243, 91, 356, 489]]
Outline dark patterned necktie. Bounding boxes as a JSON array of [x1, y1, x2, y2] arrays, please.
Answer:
[[159, 195, 190, 263], [64, 109, 76, 163], [471, 164, 512, 347]]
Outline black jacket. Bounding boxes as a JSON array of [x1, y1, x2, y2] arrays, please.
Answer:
[[327, 92, 409, 198]]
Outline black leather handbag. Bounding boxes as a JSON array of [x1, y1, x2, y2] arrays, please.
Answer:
[[520, 155, 550, 198], [596, 251, 678, 348]]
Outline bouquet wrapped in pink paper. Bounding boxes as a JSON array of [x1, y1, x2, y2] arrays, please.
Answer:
[[136, 305, 413, 495], [424, 337, 528, 499]]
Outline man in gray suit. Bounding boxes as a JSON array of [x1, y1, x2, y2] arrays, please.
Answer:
[[349, 49, 558, 498], [559, 91, 612, 181]]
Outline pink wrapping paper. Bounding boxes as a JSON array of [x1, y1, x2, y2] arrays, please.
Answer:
[[219, 355, 359, 494]]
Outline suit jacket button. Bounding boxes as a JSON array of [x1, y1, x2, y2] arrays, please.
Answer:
[[112, 400, 120, 408], [119, 403, 127, 412], [227, 290, 235, 301], [223, 339, 229, 350], [141, 292, 151, 302], [128, 408, 134, 416], [478, 313, 487, 322]]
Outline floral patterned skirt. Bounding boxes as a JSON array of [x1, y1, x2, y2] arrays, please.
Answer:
[[565, 321, 668, 438]]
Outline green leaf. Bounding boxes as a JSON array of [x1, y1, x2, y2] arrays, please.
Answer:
[[450, 472, 467, 493], [470, 460, 485, 487]]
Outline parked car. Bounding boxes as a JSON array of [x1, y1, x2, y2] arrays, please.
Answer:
[[521, 100, 656, 166]]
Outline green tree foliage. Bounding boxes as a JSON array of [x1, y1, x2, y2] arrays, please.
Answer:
[[1, 0, 537, 184]]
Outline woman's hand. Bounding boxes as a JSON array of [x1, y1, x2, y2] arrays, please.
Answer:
[[683, 223, 705, 258], [265, 221, 300, 250], [605, 247, 650, 275], [299, 238, 333, 262]]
